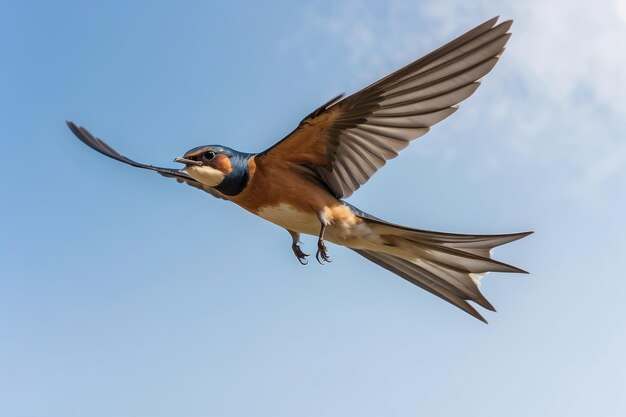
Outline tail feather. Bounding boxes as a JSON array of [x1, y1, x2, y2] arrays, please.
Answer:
[[353, 215, 532, 322], [354, 249, 489, 323], [367, 216, 531, 250]]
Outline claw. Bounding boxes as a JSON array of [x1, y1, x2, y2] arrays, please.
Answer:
[[316, 240, 332, 264], [292, 243, 310, 265]]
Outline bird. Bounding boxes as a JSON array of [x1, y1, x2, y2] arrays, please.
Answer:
[[67, 16, 531, 323]]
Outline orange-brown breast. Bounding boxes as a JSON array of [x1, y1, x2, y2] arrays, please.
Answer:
[[228, 156, 364, 236], [229, 156, 338, 216]]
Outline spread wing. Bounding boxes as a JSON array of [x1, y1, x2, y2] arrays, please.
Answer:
[[256, 17, 512, 198], [66, 121, 227, 200]]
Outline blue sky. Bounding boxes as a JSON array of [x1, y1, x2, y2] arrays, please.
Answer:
[[2, 0, 625, 416]]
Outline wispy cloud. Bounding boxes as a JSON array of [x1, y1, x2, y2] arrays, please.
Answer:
[[287, 0, 626, 199]]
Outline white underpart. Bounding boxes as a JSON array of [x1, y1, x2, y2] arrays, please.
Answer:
[[257, 204, 321, 236], [184, 165, 225, 187], [257, 204, 383, 249]]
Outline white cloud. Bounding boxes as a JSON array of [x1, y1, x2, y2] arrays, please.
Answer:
[[293, 0, 626, 199], [616, 0, 626, 23], [509, 0, 626, 112]]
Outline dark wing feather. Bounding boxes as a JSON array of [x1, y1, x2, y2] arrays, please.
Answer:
[[257, 17, 512, 198], [66, 121, 226, 200]]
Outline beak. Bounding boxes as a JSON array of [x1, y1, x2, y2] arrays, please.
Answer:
[[174, 157, 203, 166]]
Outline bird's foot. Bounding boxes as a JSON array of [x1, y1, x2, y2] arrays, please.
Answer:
[[292, 243, 310, 265], [316, 240, 332, 264]]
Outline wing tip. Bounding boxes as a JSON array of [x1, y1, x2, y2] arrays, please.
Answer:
[[499, 19, 514, 32], [66, 120, 81, 137], [488, 16, 513, 26]]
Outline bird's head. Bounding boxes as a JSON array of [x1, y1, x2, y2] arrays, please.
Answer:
[[175, 145, 235, 187], [175, 145, 251, 192]]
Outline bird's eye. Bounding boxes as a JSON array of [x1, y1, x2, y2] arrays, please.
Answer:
[[204, 151, 216, 160]]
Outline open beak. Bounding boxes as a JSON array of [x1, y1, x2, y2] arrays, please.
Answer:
[[174, 157, 203, 166]]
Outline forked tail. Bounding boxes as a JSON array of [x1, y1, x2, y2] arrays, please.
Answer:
[[352, 215, 532, 322]]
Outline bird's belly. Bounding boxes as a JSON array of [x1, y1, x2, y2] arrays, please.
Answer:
[[256, 204, 321, 235], [255, 203, 385, 250]]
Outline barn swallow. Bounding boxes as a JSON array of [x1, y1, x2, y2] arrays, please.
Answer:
[[67, 17, 531, 322]]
